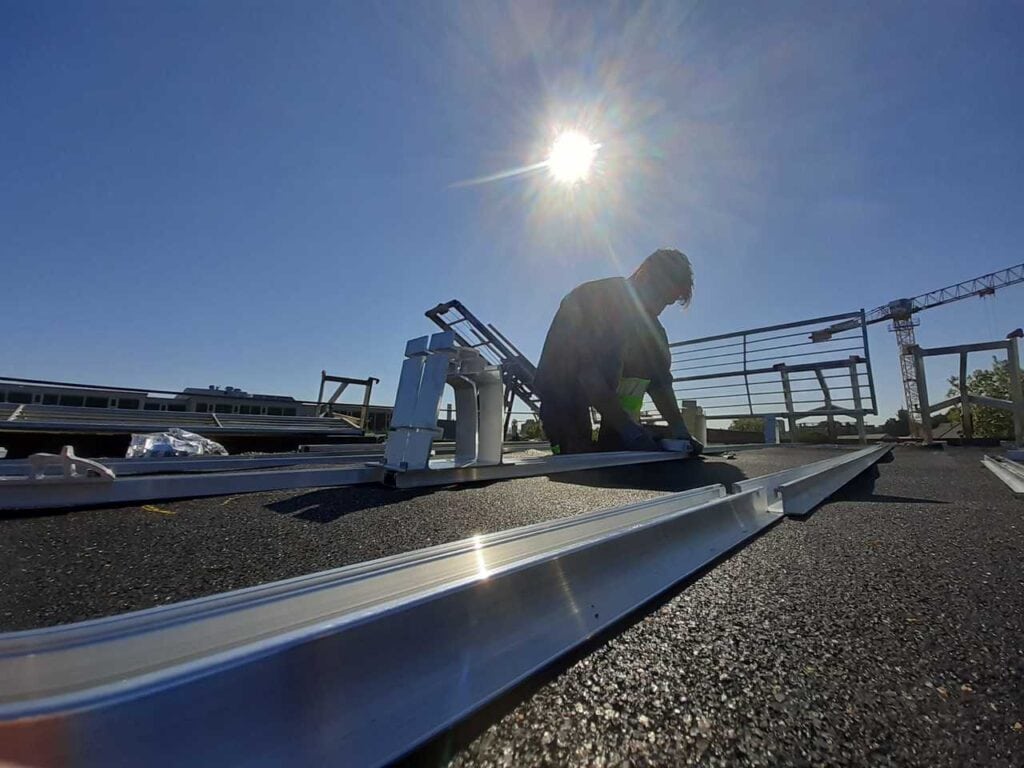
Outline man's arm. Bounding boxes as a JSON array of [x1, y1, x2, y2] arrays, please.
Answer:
[[648, 377, 689, 437]]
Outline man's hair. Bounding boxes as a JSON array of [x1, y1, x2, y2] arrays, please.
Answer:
[[632, 248, 694, 307]]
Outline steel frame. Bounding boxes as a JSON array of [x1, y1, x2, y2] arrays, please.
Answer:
[[912, 336, 1024, 446], [0, 444, 892, 768]]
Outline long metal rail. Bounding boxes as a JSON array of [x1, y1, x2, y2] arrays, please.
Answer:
[[981, 455, 1024, 495], [0, 445, 891, 768], [0, 445, 761, 511]]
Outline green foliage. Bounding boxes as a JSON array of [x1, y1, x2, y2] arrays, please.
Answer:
[[946, 357, 1013, 438], [728, 417, 764, 433], [520, 419, 546, 440]]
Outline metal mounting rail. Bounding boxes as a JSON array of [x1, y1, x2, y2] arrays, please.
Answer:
[[0, 446, 754, 511], [981, 455, 1024, 495], [732, 444, 892, 516], [0, 446, 893, 767], [0, 450, 392, 477]]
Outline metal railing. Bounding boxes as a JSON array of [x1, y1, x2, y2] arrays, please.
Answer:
[[670, 310, 877, 441]]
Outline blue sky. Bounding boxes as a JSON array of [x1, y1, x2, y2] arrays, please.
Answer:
[[2, 0, 1022, 422]]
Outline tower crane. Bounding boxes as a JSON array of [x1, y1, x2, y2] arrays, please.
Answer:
[[814, 263, 1024, 433]]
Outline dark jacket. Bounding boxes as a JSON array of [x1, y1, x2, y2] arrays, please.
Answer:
[[534, 277, 672, 406]]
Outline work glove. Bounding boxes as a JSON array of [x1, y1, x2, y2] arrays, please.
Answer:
[[687, 437, 705, 456], [621, 422, 660, 452]]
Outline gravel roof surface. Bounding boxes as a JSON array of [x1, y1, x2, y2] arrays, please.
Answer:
[[444, 446, 1024, 768], [2, 446, 839, 630], [5, 445, 1021, 767]]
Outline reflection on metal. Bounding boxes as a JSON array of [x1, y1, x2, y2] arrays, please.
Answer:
[[732, 444, 893, 516], [0, 446, 894, 767], [912, 334, 1024, 446], [981, 455, 1024, 495]]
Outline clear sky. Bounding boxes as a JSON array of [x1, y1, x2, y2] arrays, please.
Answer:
[[3, 0, 1022, 422]]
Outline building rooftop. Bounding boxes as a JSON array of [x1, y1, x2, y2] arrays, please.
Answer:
[[2, 446, 1021, 766]]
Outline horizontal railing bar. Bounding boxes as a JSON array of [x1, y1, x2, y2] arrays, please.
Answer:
[[669, 311, 861, 348]]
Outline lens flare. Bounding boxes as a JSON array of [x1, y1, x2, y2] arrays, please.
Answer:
[[546, 130, 599, 184]]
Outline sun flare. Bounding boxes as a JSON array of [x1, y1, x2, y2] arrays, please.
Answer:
[[546, 130, 599, 184]]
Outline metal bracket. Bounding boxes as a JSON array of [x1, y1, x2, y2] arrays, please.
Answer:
[[22, 446, 116, 483], [382, 332, 504, 472]]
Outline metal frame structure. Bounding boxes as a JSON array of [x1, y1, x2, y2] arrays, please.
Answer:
[[314, 372, 379, 430], [670, 311, 877, 442], [0, 445, 891, 768], [426, 300, 542, 434], [911, 334, 1024, 446], [814, 263, 1024, 436]]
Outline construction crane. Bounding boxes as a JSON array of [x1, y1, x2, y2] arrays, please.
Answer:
[[815, 263, 1024, 433]]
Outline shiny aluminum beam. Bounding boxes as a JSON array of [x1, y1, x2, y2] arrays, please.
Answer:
[[981, 455, 1024, 495], [732, 444, 893, 516], [0, 484, 770, 768]]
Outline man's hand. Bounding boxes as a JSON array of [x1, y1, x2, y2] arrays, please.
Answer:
[[621, 422, 660, 452], [667, 422, 692, 441]]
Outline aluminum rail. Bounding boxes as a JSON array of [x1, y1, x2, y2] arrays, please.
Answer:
[[0, 485, 765, 768], [0, 462, 386, 510], [0, 446, 893, 768], [981, 455, 1024, 495], [0, 446, 761, 511], [389, 449, 692, 489], [732, 444, 893, 516], [0, 451, 389, 477]]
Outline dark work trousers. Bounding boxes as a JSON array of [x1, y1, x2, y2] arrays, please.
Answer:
[[539, 394, 594, 454], [540, 394, 646, 454]]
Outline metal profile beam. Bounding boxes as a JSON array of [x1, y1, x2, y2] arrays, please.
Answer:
[[0, 463, 385, 511], [389, 450, 693, 489], [0, 445, 764, 511], [981, 456, 1024, 495], [732, 444, 893, 516], [0, 451, 391, 477], [0, 484, 773, 768]]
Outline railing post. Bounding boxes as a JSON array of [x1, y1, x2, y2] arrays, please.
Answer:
[[776, 364, 798, 442], [848, 357, 867, 445], [1007, 335, 1024, 446], [912, 346, 933, 444], [958, 352, 973, 441], [360, 378, 375, 433]]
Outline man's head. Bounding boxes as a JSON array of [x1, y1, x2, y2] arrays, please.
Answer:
[[629, 248, 694, 315]]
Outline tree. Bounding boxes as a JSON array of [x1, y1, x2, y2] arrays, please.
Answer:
[[520, 419, 546, 440], [728, 417, 764, 432], [881, 409, 910, 437], [946, 357, 1013, 438]]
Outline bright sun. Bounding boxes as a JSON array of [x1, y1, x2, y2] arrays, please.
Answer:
[[546, 130, 599, 184]]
